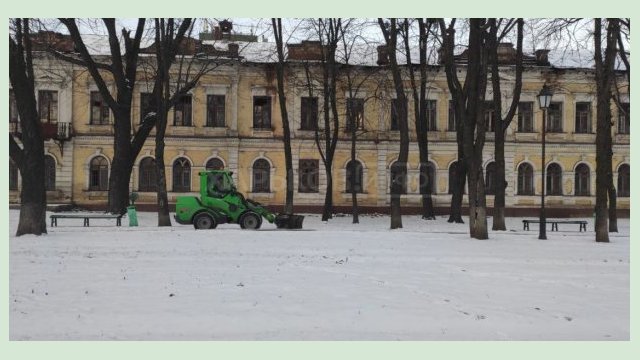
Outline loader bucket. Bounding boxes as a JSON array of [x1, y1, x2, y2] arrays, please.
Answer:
[[274, 214, 305, 229]]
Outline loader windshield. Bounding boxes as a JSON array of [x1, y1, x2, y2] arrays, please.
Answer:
[[207, 172, 230, 198]]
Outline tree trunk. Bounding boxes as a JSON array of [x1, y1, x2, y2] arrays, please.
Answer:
[[10, 19, 48, 236], [108, 126, 134, 215], [272, 19, 294, 215], [350, 118, 359, 224], [472, 165, 489, 239], [351, 191, 360, 224], [322, 169, 333, 221], [155, 107, 171, 226], [448, 156, 466, 224], [489, 19, 523, 231], [379, 19, 409, 230], [420, 161, 436, 220], [594, 18, 619, 243], [608, 179, 618, 232], [492, 128, 507, 230]]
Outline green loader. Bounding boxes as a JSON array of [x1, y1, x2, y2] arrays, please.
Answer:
[[174, 170, 304, 230]]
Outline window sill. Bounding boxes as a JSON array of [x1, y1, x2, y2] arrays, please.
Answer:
[[85, 189, 108, 193], [251, 129, 274, 137], [340, 192, 368, 200], [170, 127, 196, 136], [202, 127, 230, 136], [248, 192, 275, 199], [297, 192, 321, 200], [85, 124, 113, 134]]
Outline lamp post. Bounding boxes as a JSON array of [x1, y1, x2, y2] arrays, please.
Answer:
[[537, 84, 553, 240]]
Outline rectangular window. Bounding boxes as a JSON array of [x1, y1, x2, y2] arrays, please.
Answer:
[[174, 94, 192, 126], [426, 100, 437, 131], [390, 98, 402, 131], [206, 95, 226, 127], [484, 101, 495, 132], [140, 93, 154, 123], [346, 98, 365, 132], [300, 97, 318, 130], [547, 102, 563, 132], [38, 90, 58, 123], [448, 100, 456, 131], [90, 91, 110, 125], [298, 159, 319, 193], [517, 102, 534, 132], [253, 96, 272, 129], [618, 102, 630, 134], [575, 102, 591, 133], [9, 89, 18, 123]]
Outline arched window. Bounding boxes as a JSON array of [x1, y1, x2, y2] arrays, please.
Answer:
[[546, 163, 562, 196], [346, 160, 363, 193], [206, 157, 224, 171], [9, 159, 18, 190], [517, 163, 534, 195], [448, 161, 462, 194], [424, 162, 436, 194], [485, 162, 496, 195], [89, 156, 109, 191], [252, 159, 270, 193], [172, 158, 191, 192], [44, 155, 56, 191], [574, 164, 590, 196], [618, 164, 629, 197], [390, 162, 407, 194], [139, 158, 157, 192]]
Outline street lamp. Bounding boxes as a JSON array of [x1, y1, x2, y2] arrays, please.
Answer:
[[537, 84, 553, 240]]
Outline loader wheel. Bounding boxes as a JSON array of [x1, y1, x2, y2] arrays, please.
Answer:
[[239, 212, 262, 230], [193, 213, 217, 230]]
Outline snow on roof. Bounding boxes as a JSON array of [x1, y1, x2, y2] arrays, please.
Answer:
[[74, 33, 626, 71]]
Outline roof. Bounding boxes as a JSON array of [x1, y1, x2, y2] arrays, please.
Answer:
[[33, 31, 628, 71]]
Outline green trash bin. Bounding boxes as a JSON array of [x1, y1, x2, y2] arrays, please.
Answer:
[[127, 205, 138, 227]]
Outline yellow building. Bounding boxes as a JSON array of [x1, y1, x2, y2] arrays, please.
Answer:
[[9, 35, 630, 216]]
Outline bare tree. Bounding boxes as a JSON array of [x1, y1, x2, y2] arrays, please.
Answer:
[[437, 20, 467, 224], [488, 18, 524, 231], [379, 18, 409, 229], [300, 18, 345, 222], [608, 18, 629, 233], [271, 18, 295, 215], [56, 18, 153, 215], [401, 18, 437, 220], [439, 18, 490, 239], [594, 18, 620, 243], [148, 18, 195, 226], [9, 18, 47, 236], [340, 26, 381, 224]]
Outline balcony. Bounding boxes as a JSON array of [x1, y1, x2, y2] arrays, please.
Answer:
[[9, 121, 72, 141]]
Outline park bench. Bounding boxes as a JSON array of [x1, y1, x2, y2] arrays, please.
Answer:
[[50, 213, 123, 227], [522, 219, 587, 232]]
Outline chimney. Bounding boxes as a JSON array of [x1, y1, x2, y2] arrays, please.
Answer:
[[286, 41, 324, 61], [535, 49, 551, 66], [228, 43, 239, 57], [213, 26, 222, 41], [377, 45, 389, 66]]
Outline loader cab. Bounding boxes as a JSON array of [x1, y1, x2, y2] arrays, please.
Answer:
[[203, 170, 235, 198]]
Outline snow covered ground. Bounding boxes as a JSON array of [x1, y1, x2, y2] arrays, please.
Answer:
[[9, 210, 629, 340]]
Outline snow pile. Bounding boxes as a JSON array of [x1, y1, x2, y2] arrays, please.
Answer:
[[9, 210, 629, 340]]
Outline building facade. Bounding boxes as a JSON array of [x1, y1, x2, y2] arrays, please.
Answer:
[[9, 35, 630, 216]]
